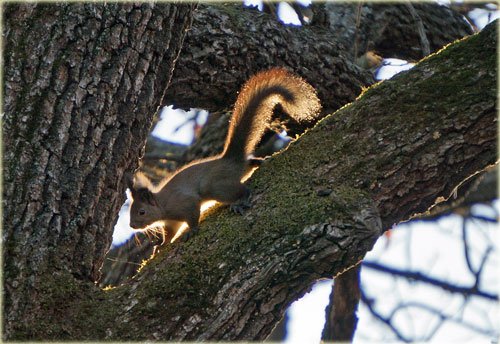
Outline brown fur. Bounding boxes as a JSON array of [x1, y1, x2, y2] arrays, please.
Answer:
[[128, 68, 321, 240]]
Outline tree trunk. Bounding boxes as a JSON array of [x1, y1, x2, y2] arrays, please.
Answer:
[[2, 1, 496, 340], [322, 266, 361, 342], [2, 3, 195, 339]]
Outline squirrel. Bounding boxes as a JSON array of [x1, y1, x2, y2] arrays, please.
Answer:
[[126, 68, 321, 241]]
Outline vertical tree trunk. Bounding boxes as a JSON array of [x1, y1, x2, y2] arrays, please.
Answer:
[[322, 266, 361, 342], [2, 3, 195, 339]]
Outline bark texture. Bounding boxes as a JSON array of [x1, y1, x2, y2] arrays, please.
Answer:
[[2, 3, 195, 339], [2, 2, 497, 340], [161, 3, 471, 116], [163, 3, 374, 115]]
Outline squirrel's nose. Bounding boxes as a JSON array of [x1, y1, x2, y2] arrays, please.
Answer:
[[129, 221, 141, 230]]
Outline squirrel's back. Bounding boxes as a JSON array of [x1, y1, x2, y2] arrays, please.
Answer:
[[222, 68, 321, 161], [127, 68, 321, 235]]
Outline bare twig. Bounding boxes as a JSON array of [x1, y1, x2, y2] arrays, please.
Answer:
[[362, 261, 498, 300], [360, 290, 411, 342]]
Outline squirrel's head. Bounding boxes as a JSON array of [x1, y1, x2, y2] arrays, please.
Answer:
[[126, 173, 162, 229]]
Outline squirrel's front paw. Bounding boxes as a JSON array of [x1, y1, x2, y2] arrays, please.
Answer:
[[230, 198, 251, 215], [180, 226, 199, 242]]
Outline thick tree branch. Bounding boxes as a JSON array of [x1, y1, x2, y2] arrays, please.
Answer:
[[98, 21, 496, 341], [163, 3, 374, 115], [163, 3, 472, 117], [3, 4, 496, 339]]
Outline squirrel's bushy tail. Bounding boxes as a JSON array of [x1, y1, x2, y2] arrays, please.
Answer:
[[222, 68, 321, 161]]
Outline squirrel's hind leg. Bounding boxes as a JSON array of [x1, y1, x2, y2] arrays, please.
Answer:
[[204, 180, 252, 214], [227, 185, 252, 215]]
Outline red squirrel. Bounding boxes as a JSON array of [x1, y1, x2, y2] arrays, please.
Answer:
[[126, 68, 321, 241]]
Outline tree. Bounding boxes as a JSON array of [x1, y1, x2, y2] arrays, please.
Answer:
[[357, 190, 498, 341], [2, 3, 196, 338], [2, 2, 497, 341], [101, 2, 480, 290]]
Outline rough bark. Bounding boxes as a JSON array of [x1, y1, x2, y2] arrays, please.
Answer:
[[311, 2, 474, 61], [2, 3, 497, 341], [163, 3, 374, 115], [101, 22, 494, 341], [161, 3, 472, 115], [2, 3, 196, 339]]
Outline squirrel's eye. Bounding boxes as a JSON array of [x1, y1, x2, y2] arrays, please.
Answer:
[[139, 209, 146, 216]]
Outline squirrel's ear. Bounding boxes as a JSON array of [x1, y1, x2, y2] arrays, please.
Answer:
[[138, 189, 158, 207], [124, 172, 135, 190]]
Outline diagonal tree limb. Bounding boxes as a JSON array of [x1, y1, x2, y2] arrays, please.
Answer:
[[3, 7, 496, 339], [311, 2, 473, 61], [100, 21, 496, 341]]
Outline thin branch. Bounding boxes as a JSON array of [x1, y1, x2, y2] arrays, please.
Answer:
[[352, 2, 363, 60], [362, 261, 498, 300], [360, 290, 411, 342], [391, 301, 498, 338], [473, 245, 493, 291], [462, 216, 475, 274], [469, 214, 498, 223], [362, 289, 498, 341], [462, 216, 495, 291]]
